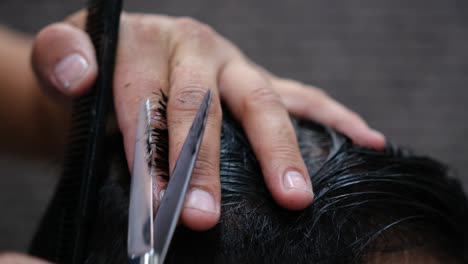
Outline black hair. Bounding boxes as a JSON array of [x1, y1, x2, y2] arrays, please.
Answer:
[[32, 99, 468, 264]]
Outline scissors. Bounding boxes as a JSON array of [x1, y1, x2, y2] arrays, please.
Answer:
[[127, 90, 212, 264]]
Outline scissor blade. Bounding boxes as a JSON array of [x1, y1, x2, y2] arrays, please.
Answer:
[[128, 100, 154, 260], [153, 90, 212, 263]]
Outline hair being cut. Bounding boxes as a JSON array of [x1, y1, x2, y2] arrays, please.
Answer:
[[31, 98, 468, 263]]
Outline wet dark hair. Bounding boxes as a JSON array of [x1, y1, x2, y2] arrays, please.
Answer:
[[32, 102, 468, 263]]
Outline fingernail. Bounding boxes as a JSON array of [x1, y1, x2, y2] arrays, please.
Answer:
[[283, 170, 313, 194], [185, 188, 217, 213], [53, 53, 89, 90]]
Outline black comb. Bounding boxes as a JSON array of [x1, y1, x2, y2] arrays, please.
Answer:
[[29, 0, 122, 263]]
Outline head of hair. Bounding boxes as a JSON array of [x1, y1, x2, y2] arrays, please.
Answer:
[[33, 102, 468, 264]]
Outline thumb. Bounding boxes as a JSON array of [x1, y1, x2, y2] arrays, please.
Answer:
[[31, 22, 97, 98]]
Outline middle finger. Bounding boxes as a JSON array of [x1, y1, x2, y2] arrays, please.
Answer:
[[166, 18, 228, 230]]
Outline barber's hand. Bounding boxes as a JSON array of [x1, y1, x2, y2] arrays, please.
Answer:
[[31, 12, 385, 230], [0, 252, 50, 264]]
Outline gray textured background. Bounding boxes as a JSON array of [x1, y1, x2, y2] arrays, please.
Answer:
[[1, 0, 467, 253]]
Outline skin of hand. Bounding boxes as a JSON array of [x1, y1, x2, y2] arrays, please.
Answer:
[[31, 12, 385, 231], [0, 253, 51, 264]]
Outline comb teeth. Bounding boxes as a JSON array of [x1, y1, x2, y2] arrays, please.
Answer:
[[86, 0, 107, 48]]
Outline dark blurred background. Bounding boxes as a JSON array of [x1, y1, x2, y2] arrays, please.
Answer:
[[1, 0, 467, 253]]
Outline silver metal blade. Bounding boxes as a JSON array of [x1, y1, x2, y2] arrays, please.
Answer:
[[153, 90, 212, 263], [128, 100, 154, 259]]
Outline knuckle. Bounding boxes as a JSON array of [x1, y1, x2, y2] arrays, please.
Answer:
[[175, 17, 210, 33], [170, 55, 203, 76], [245, 85, 283, 111], [272, 144, 301, 159], [174, 17, 217, 45], [175, 17, 201, 28], [268, 145, 305, 171], [190, 150, 220, 187], [305, 87, 330, 110], [127, 15, 165, 41], [194, 159, 218, 180], [170, 85, 207, 112], [169, 85, 222, 117]]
